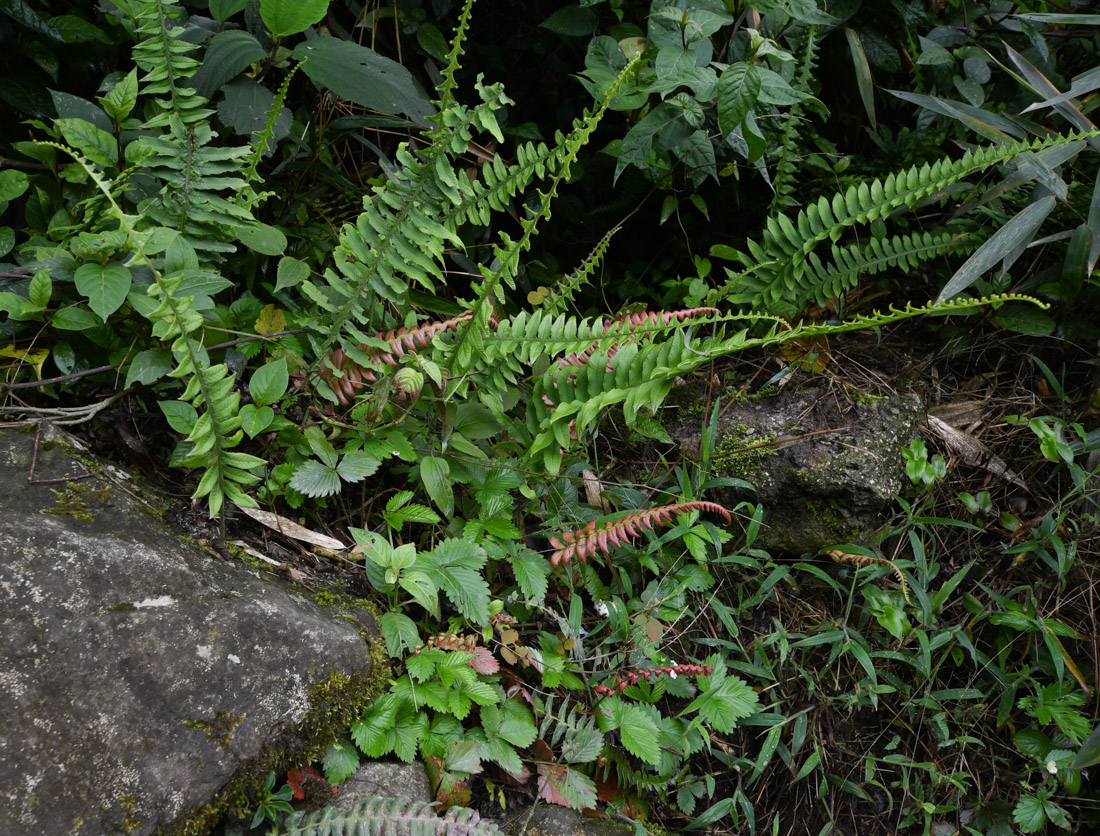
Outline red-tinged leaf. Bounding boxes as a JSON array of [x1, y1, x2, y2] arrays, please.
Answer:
[[287, 767, 306, 800], [595, 772, 622, 803], [424, 754, 472, 810], [468, 646, 500, 674], [549, 501, 732, 566], [536, 762, 597, 810]]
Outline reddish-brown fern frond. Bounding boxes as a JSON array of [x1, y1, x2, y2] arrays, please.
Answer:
[[555, 308, 720, 370], [613, 307, 720, 328], [548, 500, 732, 566], [318, 311, 496, 406], [827, 549, 912, 603]]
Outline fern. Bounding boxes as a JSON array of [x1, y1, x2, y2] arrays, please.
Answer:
[[769, 27, 820, 214], [129, 0, 212, 128], [542, 223, 621, 315], [721, 130, 1100, 310], [828, 549, 912, 603], [548, 501, 732, 566], [280, 797, 507, 836]]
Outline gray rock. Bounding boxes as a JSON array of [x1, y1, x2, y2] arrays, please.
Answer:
[[502, 805, 635, 836], [332, 762, 433, 809], [671, 384, 924, 554], [0, 423, 383, 835]]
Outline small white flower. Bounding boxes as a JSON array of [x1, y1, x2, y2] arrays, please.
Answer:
[[669, 669, 678, 679], [594, 600, 609, 617], [1046, 760, 1058, 775]]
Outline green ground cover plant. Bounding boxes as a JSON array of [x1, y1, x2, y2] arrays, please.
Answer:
[[1, 0, 1099, 834]]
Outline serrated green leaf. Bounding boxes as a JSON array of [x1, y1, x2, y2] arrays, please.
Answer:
[[619, 704, 661, 766], [1012, 794, 1046, 833], [289, 460, 341, 497], [510, 547, 549, 603], [498, 698, 538, 748], [337, 450, 381, 483], [321, 739, 360, 785]]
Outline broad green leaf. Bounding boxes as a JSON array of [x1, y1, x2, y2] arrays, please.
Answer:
[[239, 404, 275, 437], [293, 37, 434, 122], [619, 704, 661, 766], [420, 456, 454, 518], [56, 117, 116, 167], [446, 740, 482, 773], [380, 611, 420, 658], [400, 571, 440, 619], [249, 357, 289, 406], [1071, 725, 1100, 769], [50, 306, 101, 331], [209, 0, 248, 23], [539, 6, 597, 37], [27, 270, 51, 309], [260, 0, 330, 39], [0, 169, 30, 201], [717, 62, 761, 138], [615, 101, 693, 181], [74, 262, 130, 321], [193, 31, 266, 99], [51, 94, 112, 131], [276, 256, 310, 292], [160, 400, 199, 434], [937, 195, 1057, 302], [125, 348, 173, 388], [0, 227, 14, 258], [235, 221, 287, 256], [993, 304, 1056, 336], [97, 68, 138, 123]]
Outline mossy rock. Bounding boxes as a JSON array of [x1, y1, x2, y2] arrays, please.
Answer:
[[0, 423, 385, 835], [669, 383, 924, 554]]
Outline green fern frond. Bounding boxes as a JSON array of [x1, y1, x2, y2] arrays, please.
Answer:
[[281, 797, 507, 836], [137, 116, 253, 256], [434, 0, 477, 110], [240, 61, 302, 191], [731, 130, 1099, 309], [542, 224, 622, 315], [527, 293, 1047, 473], [130, 0, 212, 127], [46, 142, 262, 518], [770, 27, 820, 214]]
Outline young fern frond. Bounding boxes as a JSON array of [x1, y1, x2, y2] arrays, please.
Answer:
[[542, 224, 622, 315], [548, 501, 732, 566], [769, 27, 820, 214], [433, 0, 477, 111], [828, 549, 912, 603], [725, 130, 1099, 309], [239, 61, 302, 192]]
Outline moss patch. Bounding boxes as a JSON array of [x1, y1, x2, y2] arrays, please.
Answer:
[[183, 710, 247, 753], [42, 480, 112, 522], [713, 424, 779, 478]]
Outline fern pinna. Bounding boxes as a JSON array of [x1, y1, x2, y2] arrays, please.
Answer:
[[548, 501, 732, 566]]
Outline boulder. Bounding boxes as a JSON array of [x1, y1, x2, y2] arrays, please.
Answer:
[[671, 383, 924, 554], [0, 423, 385, 835]]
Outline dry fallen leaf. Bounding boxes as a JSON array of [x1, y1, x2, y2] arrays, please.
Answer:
[[237, 506, 348, 550], [926, 414, 1028, 490]]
